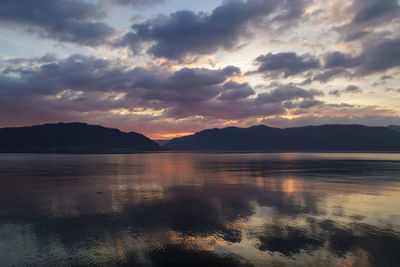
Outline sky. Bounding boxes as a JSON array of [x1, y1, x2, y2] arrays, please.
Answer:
[[0, 0, 399, 139]]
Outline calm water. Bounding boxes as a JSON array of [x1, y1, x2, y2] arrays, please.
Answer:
[[0, 153, 400, 266]]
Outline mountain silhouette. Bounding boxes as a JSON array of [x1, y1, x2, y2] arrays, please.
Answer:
[[388, 125, 400, 133], [0, 122, 166, 153], [166, 124, 400, 152]]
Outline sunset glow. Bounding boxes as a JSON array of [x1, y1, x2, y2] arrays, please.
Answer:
[[0, 0, 399, 137]]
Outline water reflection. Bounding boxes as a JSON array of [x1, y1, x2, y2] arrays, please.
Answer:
[[0, 153, 399, 266]]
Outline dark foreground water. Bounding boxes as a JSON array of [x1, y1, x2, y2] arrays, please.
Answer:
[[0, 153, 400, 267]]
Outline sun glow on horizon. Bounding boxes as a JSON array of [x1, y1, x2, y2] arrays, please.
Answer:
[[148, 132, 195, 140]]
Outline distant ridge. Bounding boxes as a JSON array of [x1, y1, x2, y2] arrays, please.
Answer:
[[153, 139, 171, 146], [0, 122, 166, 153], [166, 124, 400, 152], [388, 125, 400, 133]]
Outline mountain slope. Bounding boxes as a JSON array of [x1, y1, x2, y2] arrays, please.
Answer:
[[153, 139, 171, 146], [0, 122, 165, 153], [388, 125, 400, 133], [166, 124, 400, 152]]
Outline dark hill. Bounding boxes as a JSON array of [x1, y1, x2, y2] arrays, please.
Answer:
[[153, 139, 171, 146], [0, 122, 165, 153], [388, 125, 400, 132], [166, 124, 400, 152]]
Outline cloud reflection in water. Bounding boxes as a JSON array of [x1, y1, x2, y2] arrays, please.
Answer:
[[0, 153, 399, 266]]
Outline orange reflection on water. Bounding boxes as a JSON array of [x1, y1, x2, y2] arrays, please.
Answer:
[[143, 153, 199, 180], [281, 178, 303, 193]]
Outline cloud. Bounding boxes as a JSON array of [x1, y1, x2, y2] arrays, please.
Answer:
[[335, 0, 400, 42], [323, 52, 361, 69], [1, 53, 59, 65], [252, 52, 320, 77], [250, 1, 400, 84], [110, 0, 165, 7], [343, 31, 370, 42], [357, 37, 400, 75], [297, 99, 324, 109], [271, 0, 306, 22], [0, 54, 330, 131], [312, 69, 350, 83], [219, 81, 255, 101], [380, 75, 393, 80], [328, 90, 341, 97], [309, 52, 360, 83], [351, 0, 400, 26], [0, 54, 255, 124], [138, 66, 241, 106], [1, 53, 398, 137], [0, 0, 399, 137], [0, 0, 115, 46], [385, 88, 400, 93], [329, 85, 362, 97], [310, 36, 400, 83], [153, 83, 322, 120], [115, 0, 307, 59], [344, 85, 362, 93], [256, 85, 322, 103]]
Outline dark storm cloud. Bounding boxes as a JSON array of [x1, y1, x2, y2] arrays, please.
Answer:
[[0, 0, 115, 46], [115, 0, 308, 59], [252, 52, 320, 77]]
